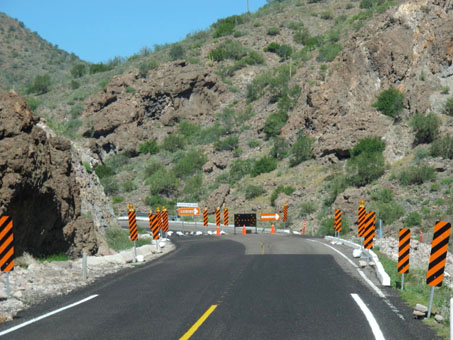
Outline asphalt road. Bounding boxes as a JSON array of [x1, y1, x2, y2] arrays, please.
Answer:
[[0, 235, 440, 340]]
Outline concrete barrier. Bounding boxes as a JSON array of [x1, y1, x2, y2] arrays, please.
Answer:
[[325, 236, 391, 286]]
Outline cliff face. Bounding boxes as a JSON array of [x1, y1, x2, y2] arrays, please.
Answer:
[[0, 90, 105, 257]]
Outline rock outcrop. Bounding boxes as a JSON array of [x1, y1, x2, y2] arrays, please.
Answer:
[[81, 61, 227, 162], [0, 90, 105, 257]]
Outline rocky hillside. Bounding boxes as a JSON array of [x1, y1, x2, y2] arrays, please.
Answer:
[[1, 0, 453, 245], [0, 90, 110, 257], [0, 12, 86, 90]]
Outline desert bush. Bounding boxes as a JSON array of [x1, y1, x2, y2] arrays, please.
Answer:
[[139, 140, 159, 155], [270, 137, 289, 160], [299, 201, 317, 217], [161, 134, 185, 152], [89, 63, 112, 74], [264, 112, 288, 139], [398, 165, 436, 185], [148, 168, 179, 195], [25, 97, 40, 111], [178, 120, 201, 139], [70, 80, 80, 90], [293, 29, 310, 44], [404, 212, 422, 227], [369, 188, 405, 224], [209, 40, 247, 62], [270, 185, 295, 206], [214, 136, 239, 151], [229, 159, 253, 182], [251, 156, 277, 177], [95, 164, 114, 179], [290, 133, 314, 166], [267, 27, 280, 35], [410, 113, 440, 144], [100, 177, 119, 195], [120, 180, 137, 193], [324, 175, 348, 206], [144, 160, 164, 179], [27, 74, 51, 94], [183, 173, 204, 201], [245, 185, 266, 199], [430, 135, 453, 159], [373, 88, 404, 119], [444, 97, 453, 116], [317, 43, 342, 62], [173, 149, 207, 178], [138, 60, 158, 77], [169, 44, 185, 60], [70, 64, 86, 78], [347, 137, 386, 187], [212, 15, 244, 38]]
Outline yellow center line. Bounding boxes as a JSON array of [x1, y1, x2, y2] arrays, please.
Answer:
[[179, 305, 217, 340]]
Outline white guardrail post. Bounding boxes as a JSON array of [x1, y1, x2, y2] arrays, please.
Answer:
[[450, 298, 452, 340]]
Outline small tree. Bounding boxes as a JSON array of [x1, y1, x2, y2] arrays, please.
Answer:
[[169, 44, 185, 60], [410, 113, 440, 144], [444, 97, 453, 116], [373, 88, 404, 119], [70, 64, 86, 78], [28, 74, 51, 94]]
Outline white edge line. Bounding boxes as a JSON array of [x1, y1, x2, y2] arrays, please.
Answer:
[[0, 294, 99, 337], [309, 240, 385, 297], [310, 239, 405, 320], [351, 293, 385, 340]]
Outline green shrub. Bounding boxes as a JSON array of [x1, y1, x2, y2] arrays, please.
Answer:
[[144, 194, 174, 209], [410, 113, 440, 144], [209, 40, 247, 61], [25, 97, 40, 111], [440, 86, 449, 95], [70, 64, 86, 78], [251, 156, 277, 177], [139, 140, 159, 155], [264, 112, 288, 139], [162, 134, 185, 152], [27, 74, 51, 94], [404, 212, 422, 227], [214, 136, 239, 151], [83, 162, 92, 173], [265, 42, 281, 53], [125, 86, 135, 94], [248, 139, 260, 148], [178, 120, 201, 138], [144, 160, 164, 179], [324, 175, 348, 206], [70, 104, 84, 118], [347, 137, 386, 187], [398, 165, 436, 185], [317, 43, 342, 62], [104, 153, 130, 170], [430, 135, 453, 159], [100, 177, 119, 195], [196, 123, 226, 145], [245, 185, 266, 199], [112, 196, 124, 204], [373, 88, 404, 119], [444, 97, 453, 116], [270, 185, 295, 206], [70, 80, 80, 90], [120, 180, 137, 193], [293, 29, 310, 44], [173, 149, 207, 178], [169, 44, 185, 60], [267, 27, 280, 35], [370, 188, 393, 203], [290, 133, 314, 166], [95, 164, 114, 178], [270, 137, 289, 160], [229, 159, 253, 182], [212, 15, 244, 38], [138, 59, 158, 78], [299, 201, 317, 217], [89, 63, 112, 74], [183, 173, 204, 201], [148, 168, 179, 195]]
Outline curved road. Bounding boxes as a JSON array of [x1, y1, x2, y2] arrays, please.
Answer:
[[0, 235, 439, 339]]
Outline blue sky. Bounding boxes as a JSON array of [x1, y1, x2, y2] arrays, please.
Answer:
[[1, 0, 268, 63]]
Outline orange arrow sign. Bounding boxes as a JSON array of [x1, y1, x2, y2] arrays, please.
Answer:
[[260, 213, 281, 221], [178, 207, 201, 216]]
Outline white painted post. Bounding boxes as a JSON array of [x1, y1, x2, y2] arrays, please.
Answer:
[[82, 253, 87, 281], [133, 241, 137, 262], [450, 298, 453, 340], [5, 272, 10, 298]]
